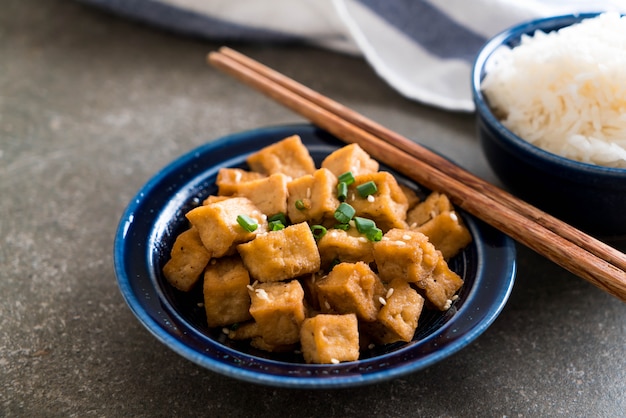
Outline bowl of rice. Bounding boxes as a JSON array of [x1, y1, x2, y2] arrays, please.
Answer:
[[472, 12, 626, 239]]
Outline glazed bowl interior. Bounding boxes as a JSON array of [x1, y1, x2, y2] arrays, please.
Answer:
[[472, 13, 626, 239]]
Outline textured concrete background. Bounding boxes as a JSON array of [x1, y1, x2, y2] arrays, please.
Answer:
[[1, 1, 625, 416]]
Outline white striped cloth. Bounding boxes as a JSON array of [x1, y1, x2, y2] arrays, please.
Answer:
[[80, 0, 626, 112]]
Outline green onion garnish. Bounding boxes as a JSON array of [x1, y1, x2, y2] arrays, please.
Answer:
[[268, 212, 288, 225], [356, 181, 378, 197], [366, 227, 383, 242], [337, 182, 348, 202], [338, 171, 355, 185], [269, 220, 285, 231], [295, 199, 306, 210], [329, 258, 341, 270], [311, 225, 327, 240], [237, 214, 258, 232], [334, 202, 355, 224], [334, 223, 350, 231], [354, 216, 383, 241]]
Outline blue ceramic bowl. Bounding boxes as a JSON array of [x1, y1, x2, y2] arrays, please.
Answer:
[[472, 13, 626, 239], [114, 124, 516, 388]]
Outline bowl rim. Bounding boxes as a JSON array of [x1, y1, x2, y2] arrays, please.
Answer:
[[471, 12, 626, 178], [113, 123, 517, 388]]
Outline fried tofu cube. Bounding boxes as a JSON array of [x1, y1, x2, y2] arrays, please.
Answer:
[[316, 261, 385, 322], [237, 222, 321, 282], [406, 191, 454, 228], [373, 229, 439, 284], [316, 228, 374, 270], [162, 227, 211, 292], [300, 314, 359, 364], [185, 197, 267, 258], [246, 135, 316, 179], [415, 211, 472, 259], [203, 256, 252, 327], [347, 172, 408, 231], [417, 255, 464, 311], [399, 183, 421, 210], [248, 280, 306, 345], [286, 168, 339, 225], [223, 173, 289, 216], [375, 279, 424, 343], [202, 195, 230, 205], [227, 321, 260, 340], [216, 168, 265, 196], [321, 143, 379, 177]]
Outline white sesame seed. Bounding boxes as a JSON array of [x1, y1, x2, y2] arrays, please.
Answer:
[[255, 288, 270, 300], [261, 214, 267, 221], [386, 288, 394, 298], [410, 222, 418, 229], [246, 284, 255, 292], [402, 234, 412, 240], [306, 187, 312, 199], [222, 328, 230, 335], [330, 358, 340, 364], [443, 299, 452, 310], [367, 195, 375, 203], [252, 280, 259, 287], [324, 301, 331, 310], [358, 237, 368, 243], [395, 240, 407, 246], [452, 295, 459, 301], [450, 212, 458, 222], [379, 296, 387, 306], [368, 343, 376, 350], [234, 171, 242, 182]]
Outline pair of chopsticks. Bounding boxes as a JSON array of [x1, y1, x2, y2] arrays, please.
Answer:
[[208, 46, 626, 303]]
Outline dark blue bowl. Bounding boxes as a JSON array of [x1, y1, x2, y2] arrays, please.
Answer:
[[113, 124, 516, 388], [472, 13, 626, 239]]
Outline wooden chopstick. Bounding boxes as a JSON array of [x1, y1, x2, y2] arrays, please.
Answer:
[[207, 47, 626, 303]]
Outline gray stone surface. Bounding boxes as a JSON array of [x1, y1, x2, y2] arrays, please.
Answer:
[[1, 1, 625, 416]]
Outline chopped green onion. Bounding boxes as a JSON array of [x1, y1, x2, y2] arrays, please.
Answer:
[[357, 181, 378, 197], [237, 214, 258, 232], [311, 225, 327, 240], [366, 227, 383, 242], [354, 216, 376, 233], [338, 171, 355, 185], [334, 223, 350, 231], [334, 202, 355, 224], [268, 212, 287, 225], [269, 220, 285, 231], [295, 199, 306, 210], [337, 182, 348, 202], [329, 258, 341, 270], [354, 216, 383, 241]]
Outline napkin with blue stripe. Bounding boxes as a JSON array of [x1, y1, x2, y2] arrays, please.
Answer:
[[80, 0, 626, 112]]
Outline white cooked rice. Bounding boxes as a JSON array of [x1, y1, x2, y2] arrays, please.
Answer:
[[481, 13, 626, 168]]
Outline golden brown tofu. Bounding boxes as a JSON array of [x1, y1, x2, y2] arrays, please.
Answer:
[[416, 254, 464, 311], [248, 280, 306, 346], [347, 172, 408, 231], [203, 256, 252, 327], [321, 143, 379, 177], [300, 314, 360, 364], [162, 227, 211, 292], [399, 183, 421, 210], [186, 197, 268, 258], [315, 261, 385, 322], [237, 222, 321, 283], [374, 279, 425, 343], [202, 195, 231, 205], [286, 168, 339, 225], [415, 211, 472, 259], [216, 168, 265, 196], [246, 135, 316, 179], [316, 228, 374, 271], [227, 321, 260, 340], [373, 229, 439, 284], [406, 191, 454, 228], [224, 173, 289, 216]]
